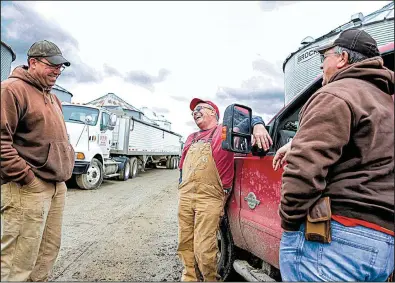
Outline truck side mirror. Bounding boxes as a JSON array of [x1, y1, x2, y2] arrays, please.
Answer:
[[110, 114, 117, 126], [221, 104, 252, 154], [85, 115, 93, 124]]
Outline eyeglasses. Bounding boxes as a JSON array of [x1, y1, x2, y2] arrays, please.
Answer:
[[36, 58, 66, 72], [191, 106, 214, 116], [320, 52, 340, 63]]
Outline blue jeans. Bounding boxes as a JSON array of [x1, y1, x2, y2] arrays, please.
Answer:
[[280, 221, 394, 281]]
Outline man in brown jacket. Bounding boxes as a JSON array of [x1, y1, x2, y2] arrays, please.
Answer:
[[276, 29, 394, 281], [1, 40, 75, 281]]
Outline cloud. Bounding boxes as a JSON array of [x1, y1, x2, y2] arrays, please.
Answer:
[[151, 107, 170, 114], [185, 120, 197, 128], [170, 95, 190, 102], [216, 86, 284, 116], [103, 64, 123, 77], [259, 1, 297, 11], [0, 2, 102, 84], [124, 68, 171, 91], [259, 1, 299, 12], [215, 58, 285, 118], [252, 58, 283, 81], [103, 63, 171, 91]]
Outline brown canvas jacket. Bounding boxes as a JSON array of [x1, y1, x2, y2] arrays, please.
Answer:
[[1, 66, 75, 185], [280, 57, 394, 232]]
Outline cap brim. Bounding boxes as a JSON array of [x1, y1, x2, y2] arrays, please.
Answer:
[[45, 55, 71, 67], [315, 42, 336, 54], [190, 98, 205, 111]]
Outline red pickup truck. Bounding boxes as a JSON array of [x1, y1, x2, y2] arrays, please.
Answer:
[[217, 42, 394, 282]]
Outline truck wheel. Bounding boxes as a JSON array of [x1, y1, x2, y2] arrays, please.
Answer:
[[76, 158, 104, 190], [166, 158, 172, 169], [217, 215, 236, 281], [130, 157, 138, 178], [118, 158, 130, 181], [170, 156, 177, 169]]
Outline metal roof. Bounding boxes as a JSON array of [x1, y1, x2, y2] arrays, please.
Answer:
[[85, 92, 143, 113], [282, 1, 394, 71], [1, 41, 16, 62], [52, 84, 73, 97]]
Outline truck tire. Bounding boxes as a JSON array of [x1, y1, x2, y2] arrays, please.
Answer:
[[130, 157, 138, 178], [166, 157, 172, 169], [217, 215, 236, 281], [76, 158, 104, 190], [118, 158, 130, 181], [170, 156, 177, 169]]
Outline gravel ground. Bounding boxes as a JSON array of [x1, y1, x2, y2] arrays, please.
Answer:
[[49, 168, 183, 281]]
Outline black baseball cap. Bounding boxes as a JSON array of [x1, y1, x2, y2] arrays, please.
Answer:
[[316, 28, 380, 58], [27, 40, 70, 66]]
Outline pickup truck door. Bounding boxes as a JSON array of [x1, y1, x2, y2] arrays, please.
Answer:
[[239, 152, 283, 269]]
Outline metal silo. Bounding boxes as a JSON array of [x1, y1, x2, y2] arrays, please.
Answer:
[[283, 2, 394, 104], [52, 84, 73, 103], [1, 41, 16, 81]]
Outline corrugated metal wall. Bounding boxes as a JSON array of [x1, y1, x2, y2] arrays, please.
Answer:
[[1, 43, 14, 81], [128, 119, 181, 154], [284, 19, 394, 104]]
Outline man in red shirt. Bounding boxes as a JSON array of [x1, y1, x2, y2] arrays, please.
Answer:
[[177, 98, 272, 281]]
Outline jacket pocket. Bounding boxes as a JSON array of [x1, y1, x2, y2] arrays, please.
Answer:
[[43, 142, 75, 182], [26, 144, 51, 169]]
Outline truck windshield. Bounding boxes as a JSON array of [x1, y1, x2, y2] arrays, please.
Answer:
[[62, 105, 99, 126]]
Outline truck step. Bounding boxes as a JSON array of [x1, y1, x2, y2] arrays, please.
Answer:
[[233, 260, 276, 282], [104, 173, 120, 178]]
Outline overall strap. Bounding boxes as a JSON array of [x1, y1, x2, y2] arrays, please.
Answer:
[[207, 126, 217, 144], [191, 126, 217, 144], [191, 132, 199, 144]]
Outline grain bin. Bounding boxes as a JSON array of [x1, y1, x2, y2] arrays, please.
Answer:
[[283, 2, 394, 104], [52, 84, 73, 103], [1, 41, 16, 81]]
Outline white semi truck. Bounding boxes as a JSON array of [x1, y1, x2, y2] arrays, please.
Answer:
[[62, 102, 183, 190]]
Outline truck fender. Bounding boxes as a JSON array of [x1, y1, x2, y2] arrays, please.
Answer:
[[112, 156, 129, 171]]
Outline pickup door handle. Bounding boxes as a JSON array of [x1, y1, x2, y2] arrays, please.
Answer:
[[244, 192, 260, 210]]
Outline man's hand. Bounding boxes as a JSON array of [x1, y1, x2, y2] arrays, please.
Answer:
[[272, 141, 291, 171], [252, 124, 273, 151]]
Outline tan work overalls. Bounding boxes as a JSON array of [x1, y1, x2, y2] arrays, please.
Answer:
[[177, 127, 225, 282]]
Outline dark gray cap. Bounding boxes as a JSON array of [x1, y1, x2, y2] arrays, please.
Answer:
[[27, 40, 70, 66], [315, 28, 380, 58]]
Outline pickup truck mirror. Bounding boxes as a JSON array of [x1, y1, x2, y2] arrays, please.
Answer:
[[221, 104, 252, 154]]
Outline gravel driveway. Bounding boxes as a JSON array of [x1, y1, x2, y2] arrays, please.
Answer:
[[49, 168, 183, 281]]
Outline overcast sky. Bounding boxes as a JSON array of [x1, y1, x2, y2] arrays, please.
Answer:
[[1, 1, 390, 140]]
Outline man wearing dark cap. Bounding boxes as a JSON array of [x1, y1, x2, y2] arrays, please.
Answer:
[[1, 40, 74, 281], [177, 98, 272, 281], [276, 29, 394, 281]]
